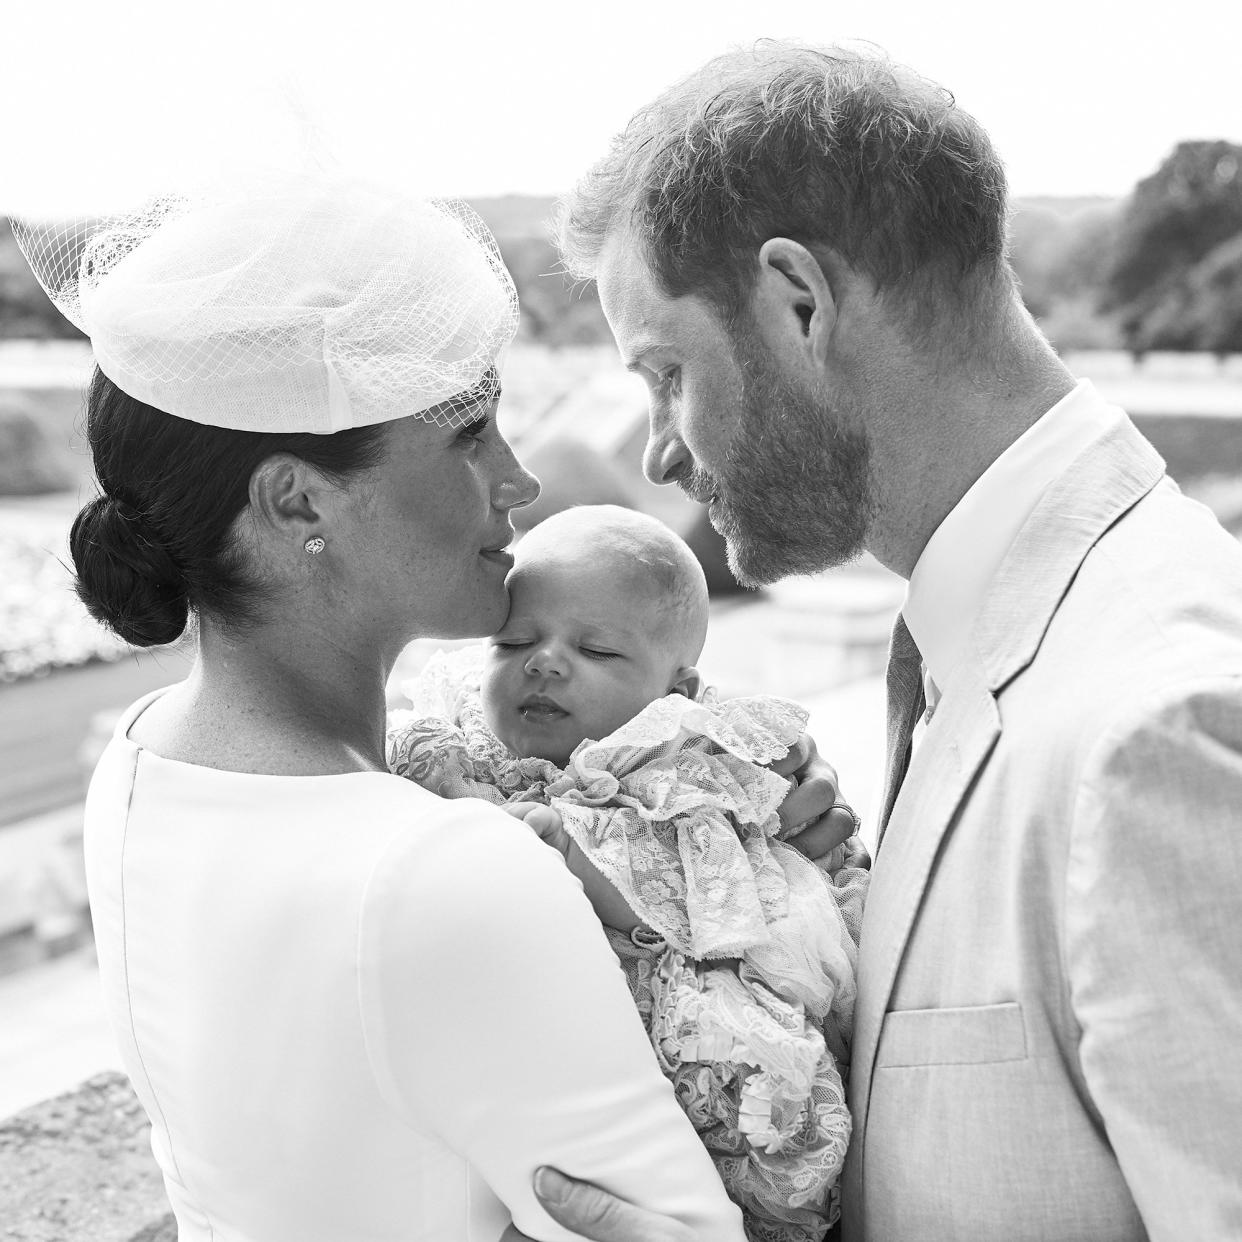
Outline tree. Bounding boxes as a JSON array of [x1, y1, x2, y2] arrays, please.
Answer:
[[1130, 232, 1242, 355], [1101, 140, 1242, 351], [1009, 200, 1121, 348]]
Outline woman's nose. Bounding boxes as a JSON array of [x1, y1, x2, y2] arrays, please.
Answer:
[[494, 445, 541, 512], [642, 420, 690, 486]]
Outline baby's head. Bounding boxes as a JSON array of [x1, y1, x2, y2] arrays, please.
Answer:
[[482, 505, 709, 764]]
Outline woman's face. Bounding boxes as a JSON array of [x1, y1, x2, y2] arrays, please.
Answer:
[[334, 399, 539, 646]]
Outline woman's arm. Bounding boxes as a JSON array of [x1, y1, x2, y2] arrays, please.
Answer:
[[357, 803, 744, 1242]]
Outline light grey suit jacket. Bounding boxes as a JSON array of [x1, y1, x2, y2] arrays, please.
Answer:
[[842, 415, 1242, 1241]]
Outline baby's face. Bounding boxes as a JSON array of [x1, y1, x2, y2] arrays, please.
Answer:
[[481, 552, 689, 765]]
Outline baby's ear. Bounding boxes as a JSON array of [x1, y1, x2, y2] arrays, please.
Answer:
[[670, 666, 702, 701]]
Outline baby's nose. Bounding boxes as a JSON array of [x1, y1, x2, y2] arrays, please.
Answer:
[[525, 646, 565, 677]]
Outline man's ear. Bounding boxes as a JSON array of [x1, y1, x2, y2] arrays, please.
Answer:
[[247, 453, 331, 548], [752, 237, 839, 369], [669, 666, 702, 702]]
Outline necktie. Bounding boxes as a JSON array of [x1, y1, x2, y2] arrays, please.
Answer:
[[877, 613, 926, 850]]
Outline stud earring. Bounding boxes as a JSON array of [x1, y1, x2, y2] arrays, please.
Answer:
[[304, 536, 326, 555]]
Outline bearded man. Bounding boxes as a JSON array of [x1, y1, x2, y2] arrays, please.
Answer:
[[522, 40, 1242, 1242]]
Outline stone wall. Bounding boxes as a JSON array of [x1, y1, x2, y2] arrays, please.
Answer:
[[0, 1072, 172, 1241]]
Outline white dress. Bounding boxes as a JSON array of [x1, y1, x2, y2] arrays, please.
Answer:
[[84, 689, 745, 1242]]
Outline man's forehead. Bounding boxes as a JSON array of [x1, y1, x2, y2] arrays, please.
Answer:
[[597, 230, 718, 368], [596, 229, 663, 336]]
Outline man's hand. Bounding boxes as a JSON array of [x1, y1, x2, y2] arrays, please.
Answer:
[[499, 1167, 696, 1242], [771, 732, 863, 869]]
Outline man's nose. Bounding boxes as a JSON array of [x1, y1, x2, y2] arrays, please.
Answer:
[[642, 423, 689, 486]]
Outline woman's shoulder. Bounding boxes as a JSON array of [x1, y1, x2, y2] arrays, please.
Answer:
[[361, 797, 590, 958], [366, 793, 571, 896]]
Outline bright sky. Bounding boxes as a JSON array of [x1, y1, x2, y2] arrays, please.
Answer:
[[2, 0, 1239, 217]]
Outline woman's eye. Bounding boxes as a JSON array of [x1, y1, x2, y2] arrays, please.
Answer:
[[456, 415, 490, 446]]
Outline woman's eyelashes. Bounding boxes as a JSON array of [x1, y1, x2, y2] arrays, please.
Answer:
[[454, 414, 491, 447]]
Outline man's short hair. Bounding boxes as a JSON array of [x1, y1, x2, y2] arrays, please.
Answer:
[[558, 41, 1011, 323]]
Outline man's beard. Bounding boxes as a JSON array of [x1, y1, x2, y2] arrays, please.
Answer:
[[685, 334, 876, 588]]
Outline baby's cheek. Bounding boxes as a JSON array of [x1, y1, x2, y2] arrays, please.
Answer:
[[479, 663, 512, 735], [589, 679, 656, 740]]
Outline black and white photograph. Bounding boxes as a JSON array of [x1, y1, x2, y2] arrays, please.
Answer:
[[1, 1, 1240, 1238]]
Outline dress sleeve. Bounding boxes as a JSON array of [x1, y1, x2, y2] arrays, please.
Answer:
[[1067, 675, 1242, 1240], [356, 798, 745, 1242]]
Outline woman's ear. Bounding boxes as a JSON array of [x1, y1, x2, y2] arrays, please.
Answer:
[[669, 666, 702, 702], [753, 237, 839, 369], [247, 453, 330, 547]]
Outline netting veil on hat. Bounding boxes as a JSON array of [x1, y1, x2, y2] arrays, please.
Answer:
[[12, 177, 519, 432]]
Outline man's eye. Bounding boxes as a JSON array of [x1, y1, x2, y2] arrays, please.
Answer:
[[657, 367, 681, 395]]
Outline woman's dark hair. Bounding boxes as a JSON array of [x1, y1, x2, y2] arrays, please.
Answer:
[[70, 367, 389, 647]]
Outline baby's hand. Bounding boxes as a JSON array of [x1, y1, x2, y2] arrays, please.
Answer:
[[563, 839, 647, 935], [503, 803, 646, 934], [505, 802, 571, 855]]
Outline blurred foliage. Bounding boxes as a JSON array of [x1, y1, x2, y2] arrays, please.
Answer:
[[497, 234, 609, 345], [1008, 198, 1119, 316], [1130, 233, 1242, 355], [0, 521, 129, 683], [1103, 143, 1242, 309], [0, 403, 76, 494], [0, 218, 85, 341], [1101, 141, 1242, 354]]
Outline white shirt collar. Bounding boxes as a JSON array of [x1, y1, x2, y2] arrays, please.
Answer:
[[904, 379, 1125, 704]]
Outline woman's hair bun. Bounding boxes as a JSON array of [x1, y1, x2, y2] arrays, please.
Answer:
[[69, 494, 190, 647]]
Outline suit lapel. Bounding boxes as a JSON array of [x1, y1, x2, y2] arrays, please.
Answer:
[[846, 417, 1168, 1234], [849, 658, 1000, 1116]]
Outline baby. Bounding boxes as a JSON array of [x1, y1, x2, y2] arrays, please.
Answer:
[[388, 506, 867, 1242]]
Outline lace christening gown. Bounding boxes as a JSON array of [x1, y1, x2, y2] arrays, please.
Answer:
[[388, 648, 869, 1242]]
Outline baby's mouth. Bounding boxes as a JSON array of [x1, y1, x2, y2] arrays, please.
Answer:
[[518, 694, 569, 721]]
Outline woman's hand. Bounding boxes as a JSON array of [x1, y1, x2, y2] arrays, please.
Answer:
[[771, 732, 864, 870], [496, 1167, 696, 1242]]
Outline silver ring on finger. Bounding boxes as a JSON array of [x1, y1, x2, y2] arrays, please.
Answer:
[[830, 801, 861, 833]]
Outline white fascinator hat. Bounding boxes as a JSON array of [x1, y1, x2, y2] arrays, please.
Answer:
[[11, 174, 518, 432]]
